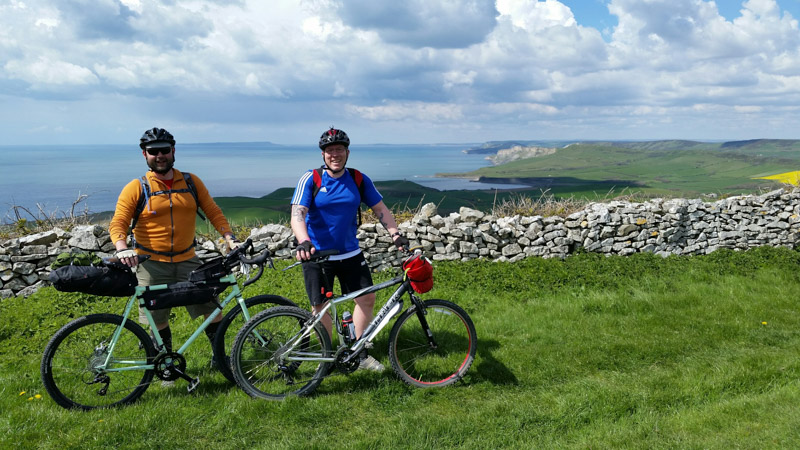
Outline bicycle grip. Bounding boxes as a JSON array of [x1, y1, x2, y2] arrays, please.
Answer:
[[306, 249, 339, 262]]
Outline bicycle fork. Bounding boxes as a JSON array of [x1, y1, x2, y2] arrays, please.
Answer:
[[410, 295, 439, 350]]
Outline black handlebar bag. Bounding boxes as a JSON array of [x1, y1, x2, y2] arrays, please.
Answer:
[[49, 263, 138, 297], [141, 281, 219, 310], [188, 257, 235, 289]]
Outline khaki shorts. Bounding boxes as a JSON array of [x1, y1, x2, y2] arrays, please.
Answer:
[[136, 256, 217, 324]]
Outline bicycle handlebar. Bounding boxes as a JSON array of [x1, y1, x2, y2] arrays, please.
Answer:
[[282, 249, 340, 271], [224, 238, 275, 287], [305, 249, 340, 262]]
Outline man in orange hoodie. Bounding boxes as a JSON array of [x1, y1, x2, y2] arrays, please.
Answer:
[[109, 127, 239, 361]]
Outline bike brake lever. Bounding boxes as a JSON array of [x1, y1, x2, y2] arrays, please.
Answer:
[[282, 261, 301, 271]]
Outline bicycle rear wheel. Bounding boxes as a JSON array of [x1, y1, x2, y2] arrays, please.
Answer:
[[231, 306, 331, 400], [388, 299, 477, 388], [213, 294, 297, 383], [41, 314, 156, 410]]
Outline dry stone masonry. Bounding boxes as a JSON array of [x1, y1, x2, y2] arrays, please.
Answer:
[[3, 188, 799, 298]]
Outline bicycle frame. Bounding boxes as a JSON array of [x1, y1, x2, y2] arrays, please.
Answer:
[[279, 274, 417, 366], [98, 272, 248, 373], [229, 249, 476, 399]]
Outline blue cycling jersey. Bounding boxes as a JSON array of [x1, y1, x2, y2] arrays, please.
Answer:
[[291, 168, 383, 255]]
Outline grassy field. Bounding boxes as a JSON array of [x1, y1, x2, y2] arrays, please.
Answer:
[[2, 246, 800, 448]]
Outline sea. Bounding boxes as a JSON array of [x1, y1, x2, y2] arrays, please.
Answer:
[[1, 142, 523, 221]]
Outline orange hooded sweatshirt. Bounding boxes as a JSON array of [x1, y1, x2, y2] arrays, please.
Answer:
[[108, 169, 233, 263]]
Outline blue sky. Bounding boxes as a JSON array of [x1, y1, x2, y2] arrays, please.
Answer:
[[2, 0, 800, 145], [565, 0, 800, 35]]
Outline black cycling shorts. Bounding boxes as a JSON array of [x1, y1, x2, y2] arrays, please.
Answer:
[[301, 252, 373, 306]]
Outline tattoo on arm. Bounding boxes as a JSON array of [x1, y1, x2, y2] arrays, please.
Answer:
[[378, 211, 389, 229], [291, 205, 308, 223]]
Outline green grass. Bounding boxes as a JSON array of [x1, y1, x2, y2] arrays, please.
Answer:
[[2, 247, 800, 448], [449, 142, 797, 198]]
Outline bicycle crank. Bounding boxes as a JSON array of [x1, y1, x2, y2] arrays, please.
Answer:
[[333, 348, 360, 374], [153, 352, 200, 392]]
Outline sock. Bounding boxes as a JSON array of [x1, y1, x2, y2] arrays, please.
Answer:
[[204, 321, 220, 345], [156, 327, 172, 353]]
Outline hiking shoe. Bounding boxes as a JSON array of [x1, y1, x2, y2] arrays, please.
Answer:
[[358, 355, 385, 372]]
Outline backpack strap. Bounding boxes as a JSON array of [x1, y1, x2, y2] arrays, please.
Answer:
[[182, 173, 206, 221], [129, 176, 151, 233], [347, 168, 366, 227], [133, 240, 197, 257], [311, 168, 324, 199], [347, 168, 365, 202], [310, 167, 365, 202]]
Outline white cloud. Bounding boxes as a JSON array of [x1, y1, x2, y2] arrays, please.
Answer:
[[349, 101, 464, 122], [1, 0, 800, 144], [5, 57, 98, 88], [443, 70, 478, 89], [337, 0, 498, 48], [734, 105, 763, 112], [496, 0, 576, 30]]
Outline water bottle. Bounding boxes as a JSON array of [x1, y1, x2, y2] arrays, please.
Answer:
[[342, 311, 357, 344]]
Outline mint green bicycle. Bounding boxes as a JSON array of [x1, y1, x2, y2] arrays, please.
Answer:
[[40, 240, 295, 410]]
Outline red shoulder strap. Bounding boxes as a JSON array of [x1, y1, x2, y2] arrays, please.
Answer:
[[349, 168, 363, 187], [312, 168, 323, 198]]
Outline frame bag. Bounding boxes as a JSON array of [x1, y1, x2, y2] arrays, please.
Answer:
[[141, 281, 219, 310]]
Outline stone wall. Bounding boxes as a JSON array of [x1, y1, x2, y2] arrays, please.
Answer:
[[3, 188, 799, 298]]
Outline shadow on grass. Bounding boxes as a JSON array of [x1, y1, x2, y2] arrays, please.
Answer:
[[188, 337, 517, 398], [470, 337, 517, 385]]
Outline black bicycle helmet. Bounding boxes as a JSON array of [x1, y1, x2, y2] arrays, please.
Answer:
[[319, 127, 350, 150], [139, 127, 176, 149]]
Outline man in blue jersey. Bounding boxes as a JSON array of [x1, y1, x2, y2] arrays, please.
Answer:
[[290, 127, 409, 371]]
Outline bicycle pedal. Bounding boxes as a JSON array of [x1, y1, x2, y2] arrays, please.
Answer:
[[186, 378, 200, 393]]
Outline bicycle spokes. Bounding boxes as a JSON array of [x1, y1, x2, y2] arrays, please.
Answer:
[[388, 300, 477, 388], [231, 306, 331, 399]]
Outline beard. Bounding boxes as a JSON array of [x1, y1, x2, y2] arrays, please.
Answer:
[[148, 156, 174, 175]]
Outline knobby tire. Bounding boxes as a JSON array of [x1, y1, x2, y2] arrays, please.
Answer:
[[41, 313, 156, 410], [231, 306, 331, 400], [213, 294, 297, 383], [388, 299, 477, 388]]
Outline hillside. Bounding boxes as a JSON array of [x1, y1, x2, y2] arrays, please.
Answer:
[[213, 180, 533, 226], [441, 139, 800, 198]]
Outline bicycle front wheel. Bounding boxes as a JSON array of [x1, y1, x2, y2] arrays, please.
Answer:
[[41, 314, 156, 410], [231, 306, 331, 400], [213, 294, 298, 383], [388, 299, 477, 388]]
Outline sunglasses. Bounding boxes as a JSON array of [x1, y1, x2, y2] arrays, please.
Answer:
[[145, 147, 172, 156]]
